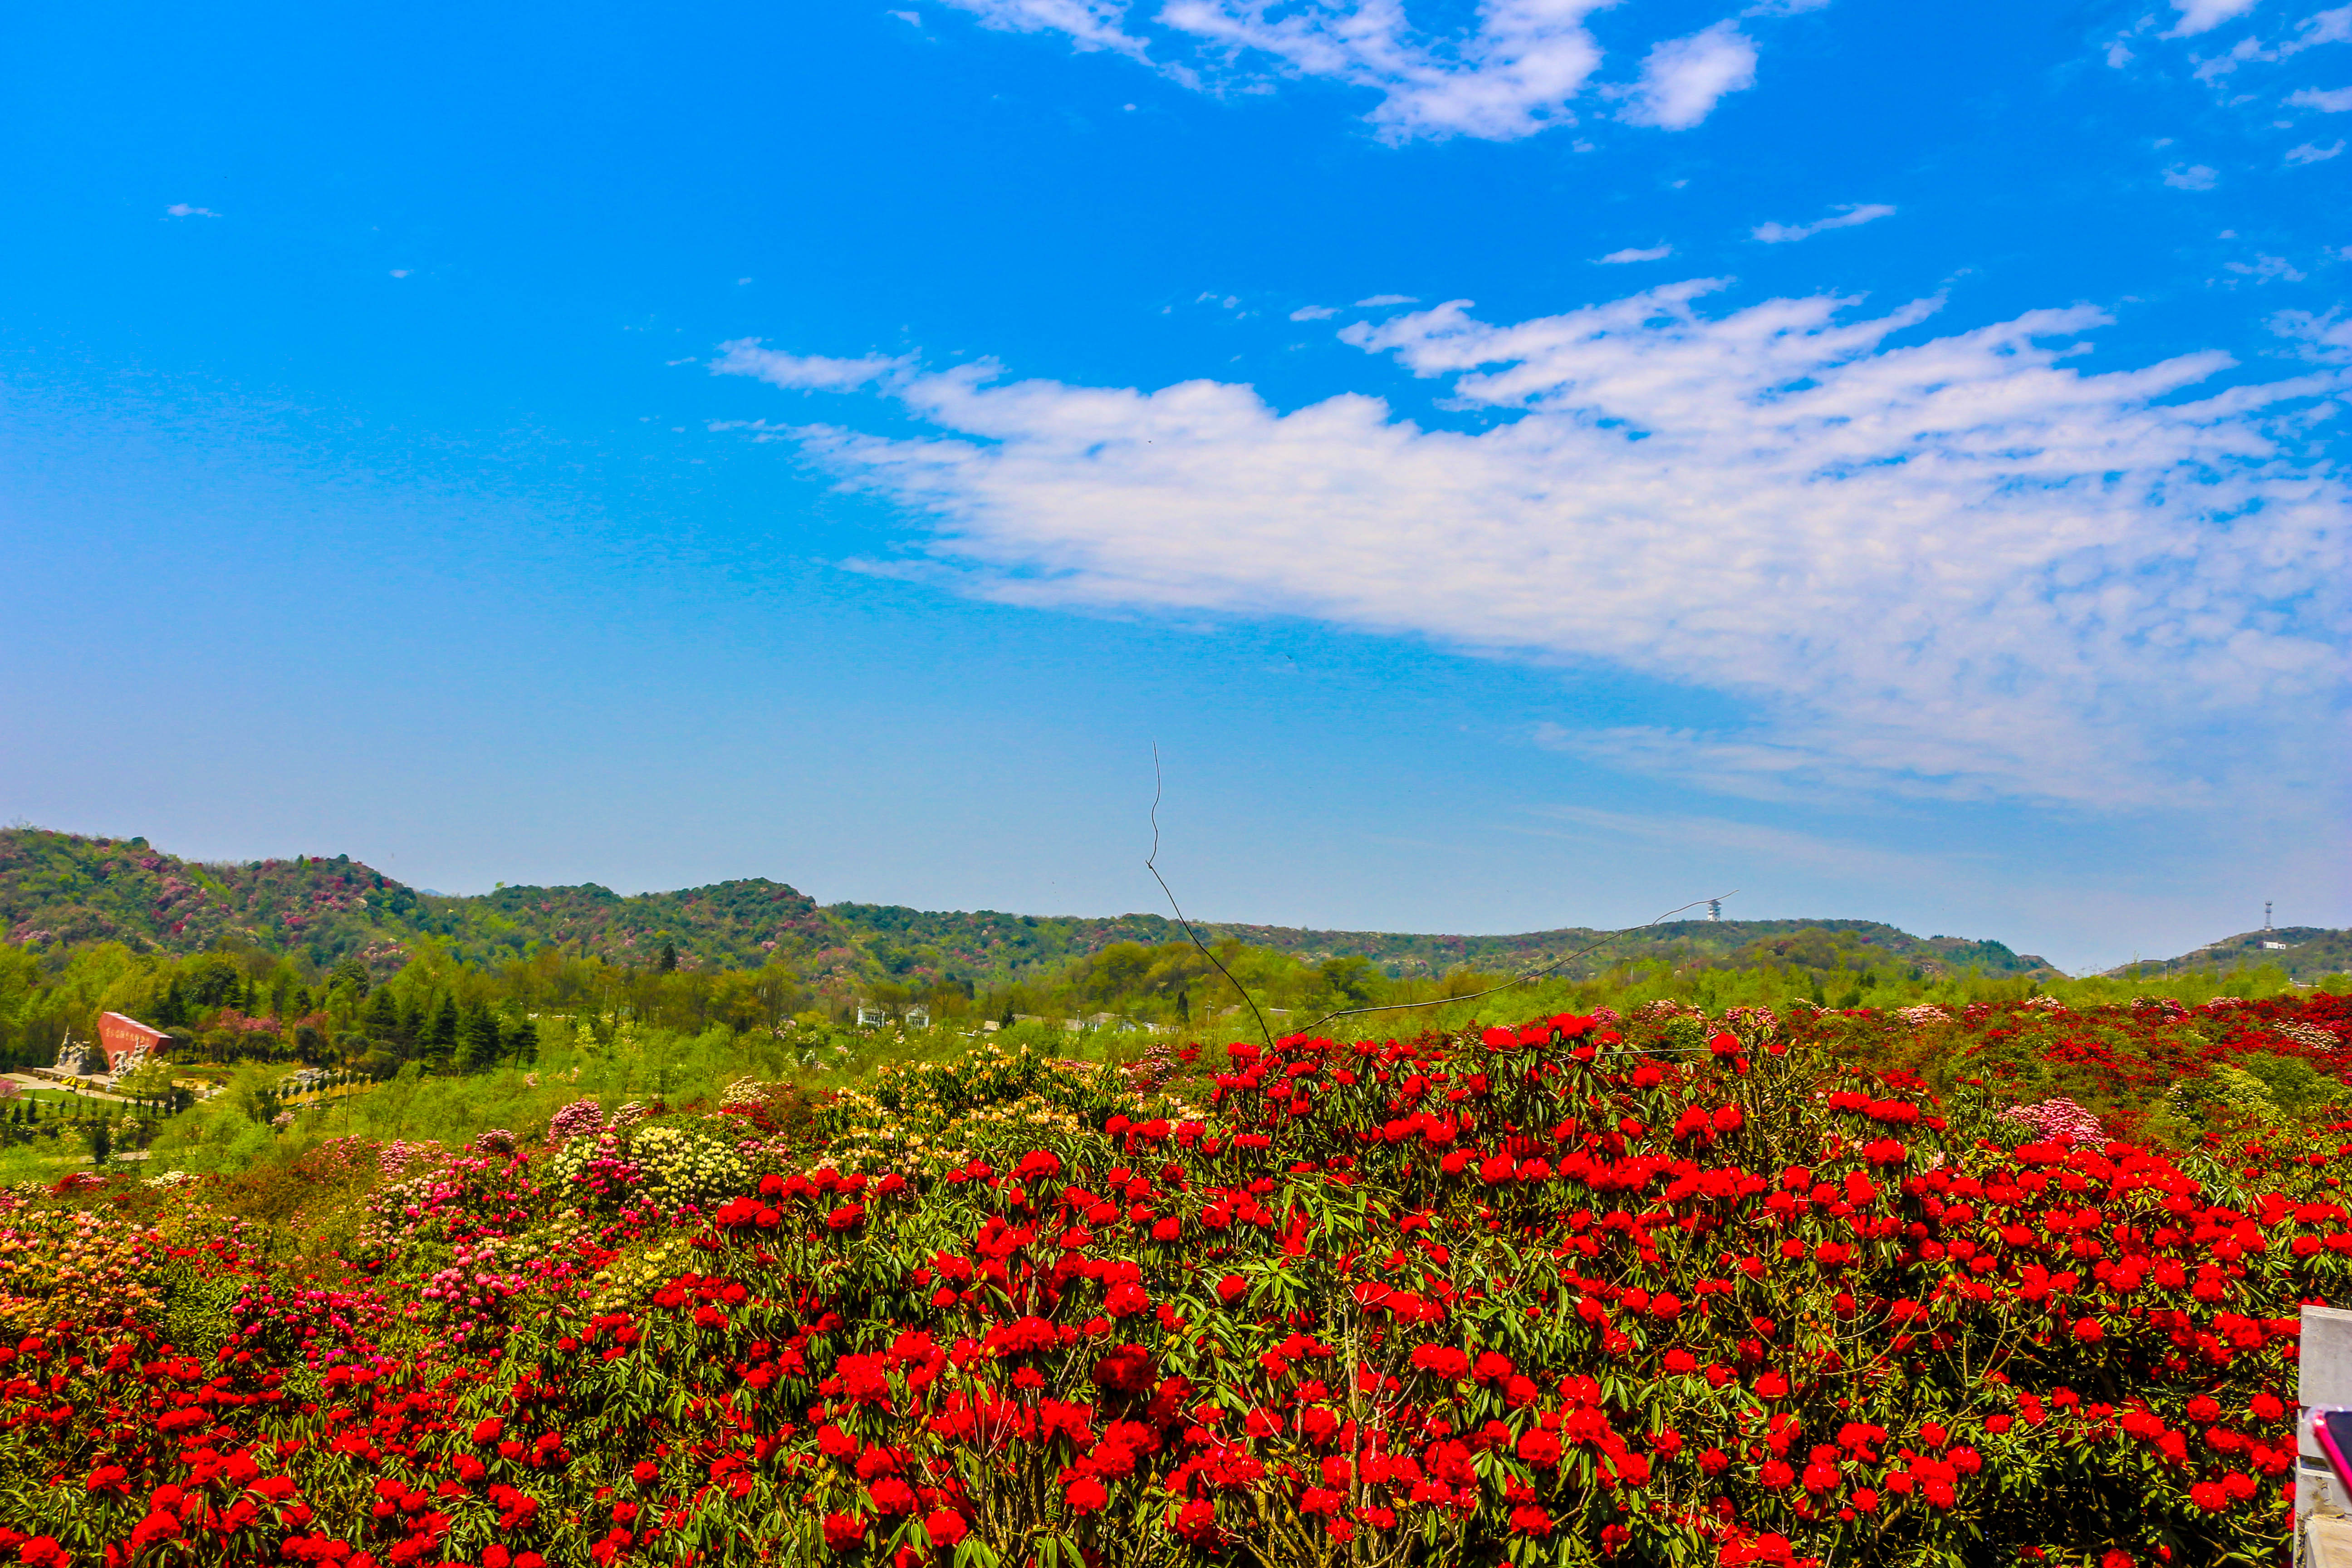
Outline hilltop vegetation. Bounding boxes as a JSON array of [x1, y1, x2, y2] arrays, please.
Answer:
[[2107, 926, 2352, 985], [2, 825, 2053, 1002]]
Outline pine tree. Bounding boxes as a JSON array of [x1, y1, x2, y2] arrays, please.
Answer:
[[424, 996, 460, 1065], [658, 941, 679, 974], [364, 988, 401, 1038], [505, 1016, 541, 1066], [456, 1004, 499, 1073]]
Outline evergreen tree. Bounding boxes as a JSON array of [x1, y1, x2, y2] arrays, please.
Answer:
[[89, 1121, 111, 1166], [330, 956, 371, 998], [423, 996, 460, 1065], [363, 988, 401, 1039], [456, 1003, 499, 1072], [154, 978, 188, 1028], [658, 941, 679, 974], [504, 1016, 541, 1066]]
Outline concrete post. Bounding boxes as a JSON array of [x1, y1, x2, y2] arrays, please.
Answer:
[[2299, 1305, 2352, 1525]]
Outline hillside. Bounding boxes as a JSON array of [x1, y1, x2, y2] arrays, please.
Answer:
[[2104, 925, 2352, 984], [0, 825, 2054, 988]]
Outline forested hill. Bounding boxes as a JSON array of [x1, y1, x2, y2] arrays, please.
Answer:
[[2103, 926, 2352, 985], [0, 825, 2055, 985], [837, 906, 2058, 986]]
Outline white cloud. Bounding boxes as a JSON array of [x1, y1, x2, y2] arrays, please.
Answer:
[[931, 0, 1789, 139], [2223, 251, 2308, 279], [2293, 5, 2352, 48], [891, 9, 922, 23], [1290, 305, 1340, 321], [2108, 40, 2136, 66], [164, 204, 221, 219], [1355, 294, 1418, 307], [718, 282, 2348, 810], [1750, 203, 1895, 243], [2290, 84, 2352, 108], [2274, 306, 2352, 359], [2163, 162, 2220, 186], [1618, 22, 1758, 129], [1597, 245, 1675, 263], [2168, 0, 2263, 36], [710, 339, 912, 391], [936, 0, 1160, 63], [2286, 136, 2346, 157]]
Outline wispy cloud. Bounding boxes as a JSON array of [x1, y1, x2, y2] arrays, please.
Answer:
[[2223, 251, 2308, 280], [1354, 294, 1418, 307], [1596, 244, 1674, 264], [2167, 0, 2261, 37], [2286, 137, 2345, 160], [2290, 85, 2352, 109], [931, 0, 1788, 139], [710, 339, 912, 391], [1289, 305, 1339, 321], [1750, 203, 1895, 243], [1618, 23, 1758, 129], [2162, 162, 2219, 187], [718, 282, 2347, 811], [164, 203, 221, 219]]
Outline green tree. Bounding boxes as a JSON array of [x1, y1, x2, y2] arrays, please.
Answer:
[[504, 1015, 540, 1066], [456, 1003, 499, 1072], [423, 995, 460, 1066], [89, 1120, 110, 1165], [363, 987, 401, 1039], [657, 941, 679, 974], [1316, 956, 1382, 1009]]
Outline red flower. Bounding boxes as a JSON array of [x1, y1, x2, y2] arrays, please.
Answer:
[[1216, 1275, 1249, 1305], [925, 1511, 967, 1547], [1515, 1429, 1562, 1469], [822, 1512, 868, 1552], [472, 1418, 504, 1445], [1066, 1477, 1109, 1513], [17, 1540, 67, 1568]]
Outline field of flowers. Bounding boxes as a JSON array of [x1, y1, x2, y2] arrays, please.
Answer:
[[1, 992, 2349, 1568]]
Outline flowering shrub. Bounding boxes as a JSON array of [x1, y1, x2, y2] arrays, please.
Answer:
[[1999, 1095, 2108, 1147], [0, 993, 2347, 1567], [627, 1120, 750, 1213], [547, 1098, 605, 1145]]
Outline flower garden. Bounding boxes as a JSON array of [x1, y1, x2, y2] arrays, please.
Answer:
[[2, 990, 2350, 1568]]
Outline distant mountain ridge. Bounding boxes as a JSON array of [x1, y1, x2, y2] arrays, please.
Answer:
[[2102, 926, 2352, 985], [1, 825, 2061, 987]]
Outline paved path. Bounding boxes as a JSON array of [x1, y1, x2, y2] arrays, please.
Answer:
[[3, 1072, 133, 1103]]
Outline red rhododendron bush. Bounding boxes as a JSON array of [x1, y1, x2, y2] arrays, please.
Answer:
[[4, 997, 2351, 1568]]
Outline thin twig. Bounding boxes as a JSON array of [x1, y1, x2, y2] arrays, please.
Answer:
[[1146, 744, 1274, 1050], [1295, 892, 1738, 1036]]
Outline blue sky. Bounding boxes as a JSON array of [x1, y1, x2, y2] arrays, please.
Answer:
[[1, 0, 2345, 971]]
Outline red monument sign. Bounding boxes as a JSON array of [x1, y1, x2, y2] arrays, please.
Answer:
[[95, 1012, 167, 1075]]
